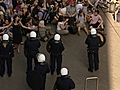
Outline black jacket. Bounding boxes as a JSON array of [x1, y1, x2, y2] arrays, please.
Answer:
[[46, 38, 64, 55], [34, 62, 50, 78], [24, 39, 41, 57], [0, 41, 14, 58], [85, 35, 101, 50], [54, 75, 75, 90]]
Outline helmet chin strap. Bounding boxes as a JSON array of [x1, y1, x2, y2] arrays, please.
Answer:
[[91, 34, 97, 38], [39, 62, 46, 65], [2, 40, 9, 43], [54, 40, 60, 43], [30, 37, 36, 40]]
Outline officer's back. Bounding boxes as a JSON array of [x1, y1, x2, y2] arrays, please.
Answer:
[[54, 68, 75, 90], [47, 38, 64, 54], [56, 76, 75, 90], [85, 35, 101, 49], [24, 31, 41, 56], [85, 28, 101, 50], [25, 39, 40, 56], [0, 40, 14, 58]]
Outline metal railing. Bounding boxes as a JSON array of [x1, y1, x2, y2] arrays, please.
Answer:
[[84, 77, 99, 90]]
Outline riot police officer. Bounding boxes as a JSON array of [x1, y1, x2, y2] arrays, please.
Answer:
[[0, 34, 14, 77], [46, 34, 65, 75], [34, 53, 50, 90], [24, 31, 41, 73], [85, 28, 101, 72], [53, 68, 75, 90]]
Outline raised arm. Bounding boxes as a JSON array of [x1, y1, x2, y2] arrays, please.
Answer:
[[19, 21, 37, 30], [19, 21, 29, 29], [0, 21, 13, 30]]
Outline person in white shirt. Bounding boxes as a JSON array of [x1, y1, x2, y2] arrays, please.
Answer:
[[57, 16, 69, 34], [76, 1, 83, 14]]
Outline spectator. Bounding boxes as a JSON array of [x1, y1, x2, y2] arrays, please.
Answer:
[[0, 11, 5, 26], [76, 1, 83, 14], [76, 9, 89, 35], [87, 0, 99, 11], [89, 10, 104, 31], [12, 15, 34, 53], [67, 1, 77, 25], [3, 19, 13, 40], [11, 9, 20, 19], [4, 0, 13, 9], [28, 0, 38, 13], [57, 16, 69, 34], [0, 0, 7, 10]]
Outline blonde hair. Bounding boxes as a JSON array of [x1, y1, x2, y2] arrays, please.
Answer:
[[39, 20, 45, 28]]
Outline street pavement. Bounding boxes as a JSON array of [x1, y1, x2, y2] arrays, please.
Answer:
[[0, 7, 120, 90]]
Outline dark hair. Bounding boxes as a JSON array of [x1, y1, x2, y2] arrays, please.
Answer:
[[13, 15, 19, 23], [30, 0, 35, 5], [79, 9, 83, 14], [26, 17, 33, 22], [38, 2, 44, 8], [5, 17, 11, 23], [95, 9, 99, 14]]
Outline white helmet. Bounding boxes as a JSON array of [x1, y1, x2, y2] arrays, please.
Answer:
[[30, 31, 36, 38], [91, 28, 97, 35], [37, 54, 45, 62], [3, 34, 9, 40], [60, 68, 68, 76], [54, 34, 60, 41]]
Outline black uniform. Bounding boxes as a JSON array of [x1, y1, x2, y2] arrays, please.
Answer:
[[34, 62, 50, 90], [53, 75, 75, 90], [46, 38, 64, 75], [85, 34, 101, 72], [24, 38, 41, 73], [0, 41, 14, 77]]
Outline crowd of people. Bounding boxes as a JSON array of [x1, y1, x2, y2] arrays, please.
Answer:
[[0, 0, 119, 90]]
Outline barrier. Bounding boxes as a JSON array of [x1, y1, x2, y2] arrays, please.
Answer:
[[84, 77, 99, 90]]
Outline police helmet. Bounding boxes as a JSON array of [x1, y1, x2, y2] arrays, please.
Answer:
[[37, 54, 45, 62], [54, 34, 60, 41], [30, 31, 36, 38], [3, 34, 9, 40], [91, 28, 97, 35], [60, 68, 68, 76]]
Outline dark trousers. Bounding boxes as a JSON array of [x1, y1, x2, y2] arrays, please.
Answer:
[[0, 58, 12, 75], [89, 22, 100, 29], [50, 54, 62, 74], [39, 76, 46, 90], [88, 49, 99, 71], [27, 56, 38, 72]]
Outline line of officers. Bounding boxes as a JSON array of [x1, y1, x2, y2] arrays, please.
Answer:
[[0, 27, 102, 90]]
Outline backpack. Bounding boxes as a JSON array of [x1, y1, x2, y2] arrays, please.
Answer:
[[68, 26, 78, 34], [39, 10, 50, 25]]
